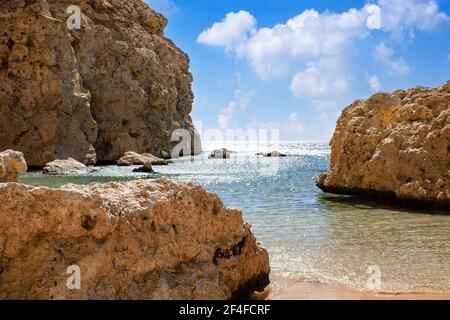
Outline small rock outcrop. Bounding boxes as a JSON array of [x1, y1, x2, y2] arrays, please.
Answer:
[[0, 179, 270, 299], [0, 0, 201, 167], [209, 148, 234, 159], [117, 151, 169, 166], [43, 158, 94, 176], [257, 151, 287, 157], [317, 81, 450, 207], [0, 150, 27, 182], [133, 163, 154, 173]]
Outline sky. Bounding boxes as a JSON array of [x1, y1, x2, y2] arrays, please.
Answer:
[[146, 0, 450, 141]]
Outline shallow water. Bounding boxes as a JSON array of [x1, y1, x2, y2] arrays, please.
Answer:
[[19, 142, 450, 294]]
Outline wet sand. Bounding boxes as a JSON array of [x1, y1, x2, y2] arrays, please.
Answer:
[[254, 281, 450, 300]]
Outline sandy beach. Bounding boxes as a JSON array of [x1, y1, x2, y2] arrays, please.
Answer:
[[264, 282, 450, 300]]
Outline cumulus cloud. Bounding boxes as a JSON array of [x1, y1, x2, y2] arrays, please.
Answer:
[[374, 43, 411, 75], [197, 11, 256, 50], [198, 0, 448, 79], [217, 90, 253, 129], [365, 74, 382, 92], [377, 0, 450, 39], [289, 60, 348, 98]]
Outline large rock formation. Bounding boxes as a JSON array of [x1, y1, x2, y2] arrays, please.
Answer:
[[0, 179, 270, 299], [317, 81, 450, 207], [0, 0, 201, 167], [117, 151, 169, 166], [0, 149, 27, 182]]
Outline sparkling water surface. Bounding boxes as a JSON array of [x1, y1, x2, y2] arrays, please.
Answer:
[[19, 142, 450, 293]]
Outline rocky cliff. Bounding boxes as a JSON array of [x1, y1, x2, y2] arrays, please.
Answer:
[[0, 179, 270, 299], [317, 81, 450, 207], [0, 0, 201, 167]]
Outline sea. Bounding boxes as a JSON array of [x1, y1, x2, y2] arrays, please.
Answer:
[[19, 141, 450, 295]]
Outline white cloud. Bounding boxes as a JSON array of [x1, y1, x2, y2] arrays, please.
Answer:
[[218, 90, 253, 129], [374, 43, 411, 76], [197, 11, 256, 49], [234, 8, 369, 79], [365, 74, 381, 92], [146, 0, 178, 16], [198, 0, 448, 79], [377, 0, 450, 39], [289, 61, 348, 98]]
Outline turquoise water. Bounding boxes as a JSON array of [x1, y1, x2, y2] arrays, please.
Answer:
[[19, 142, 450, 294]]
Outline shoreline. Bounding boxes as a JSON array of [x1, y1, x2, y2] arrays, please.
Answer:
[[259, 281, 450, 300]]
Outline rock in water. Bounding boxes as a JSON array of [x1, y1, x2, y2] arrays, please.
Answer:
[[317, 81, 450, 207], [209, 148, 234, 159], [42, 158, 94, 176], [0, 0, 201, 167], [133, 163, 155, 173], [0, 150, 27, 182], [0, 179, 270, 299], [118, 151, 169, 166]]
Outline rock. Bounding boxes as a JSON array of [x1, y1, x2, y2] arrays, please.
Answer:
[[133, 163, 155, 173], [257, 151, 287, 157], [43, 158, 94, 176], [0, 0, 201, 167], [316, 81, 450, 207], [0, 179, 270, 299], [117, 151, 169, 166], [209, 148, 234, 159], [0, 150, 27, 182]]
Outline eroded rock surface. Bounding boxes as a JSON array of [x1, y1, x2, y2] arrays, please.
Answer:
[[117, 151, 169, 166], [0, 0, 201, 167], [0, 149, 27, 182], [0, 179, 270, 299], [42, 158, 94, 175], [317, 81, 450, 207]]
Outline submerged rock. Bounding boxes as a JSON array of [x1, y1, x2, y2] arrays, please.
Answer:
[[0, 179, 270, 299], [317, 81, 450, 207], [0, 150, 27, 182], [43, 158, 94, 176], [209, 148, 234, 159], [117, 151, 169, 166], [0, 0, 201, 167], [133, 163, 155, 173]]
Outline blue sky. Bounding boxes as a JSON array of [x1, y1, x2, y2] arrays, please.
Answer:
[[146, 0, 450, 141]]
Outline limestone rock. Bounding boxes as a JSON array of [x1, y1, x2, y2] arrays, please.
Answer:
[[0, 0, 201, 167], [0, 149, 27, 182], [317, 81, 450, 207], [43, 158, 94, 175], [117, 151, 169, 166], [209, 148, 234, 159], [0, 179, 270, 300], [133, 163, 154, 173]]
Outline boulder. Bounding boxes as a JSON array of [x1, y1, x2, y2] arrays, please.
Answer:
[[43, 158, 94, 176], [0, 0, 201, 167], [133, 163, 155, 173], [209, 148, 234, 159], [0, 179, 270, 299], [117, 152, 169, 166], [0, 150, 27, 182], [317, 81, 450, 207]]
